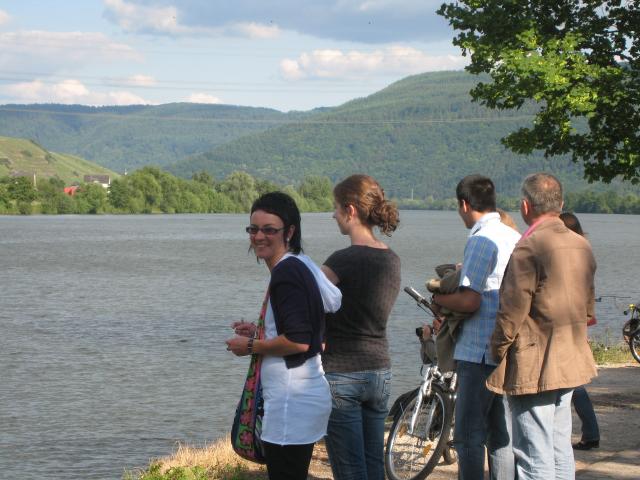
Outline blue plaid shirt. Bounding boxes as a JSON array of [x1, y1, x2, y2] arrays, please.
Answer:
[[454, 213, 520, 365]]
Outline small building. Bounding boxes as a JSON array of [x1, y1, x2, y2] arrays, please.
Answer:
[[84, 174, 111, 188], [64, 186, 79, 196]]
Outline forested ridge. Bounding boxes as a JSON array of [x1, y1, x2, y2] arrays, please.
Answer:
[[0, 71, 637, 203], [168, 72, 625, 198], [0, 103, 306, 172]]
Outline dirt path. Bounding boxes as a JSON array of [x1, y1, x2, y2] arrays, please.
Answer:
[[306, 364, 640, 480]]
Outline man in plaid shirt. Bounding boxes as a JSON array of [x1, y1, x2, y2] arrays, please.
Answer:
[[432, 174, 520, 480]]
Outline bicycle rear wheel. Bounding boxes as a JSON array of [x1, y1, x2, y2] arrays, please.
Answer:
[[385, 384, 453, 480], [629, 331, 640, 364]]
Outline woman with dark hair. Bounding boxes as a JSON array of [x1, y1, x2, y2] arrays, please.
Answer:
[[559, 211, 601, 451], [559, 211, 585, 236], [226, 191, 341, 480], [321, 174, 401, 480]]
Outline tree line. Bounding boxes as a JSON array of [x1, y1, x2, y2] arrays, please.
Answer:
[[0, 167, 333, 215], [397, 191, 640, 215], [1, 167, 638, 215]]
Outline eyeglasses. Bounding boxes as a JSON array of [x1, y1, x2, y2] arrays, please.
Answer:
[[245, 226, 286, 236]]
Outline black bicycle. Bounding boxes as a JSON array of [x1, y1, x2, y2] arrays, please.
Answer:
[[384, 287, 457, 480], [622, 302, 640, 363]]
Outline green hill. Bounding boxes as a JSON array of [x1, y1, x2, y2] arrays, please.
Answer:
[[0, 103, 306, 173], [0, 136, 117, 185], [167, 71, 617, 199], [0, 72, 637, 199]]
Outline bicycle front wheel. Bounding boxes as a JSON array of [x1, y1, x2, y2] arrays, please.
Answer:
[[629, 331, 640, 364], [385, 384, 453, 480]]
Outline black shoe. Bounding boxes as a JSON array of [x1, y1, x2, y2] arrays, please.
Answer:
[[573, 439, 599, 450]]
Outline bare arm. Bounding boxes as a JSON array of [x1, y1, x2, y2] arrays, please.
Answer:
[[433, 288, 482, 313], [226, 334, 309, 357], [321, 265, 339, 285]]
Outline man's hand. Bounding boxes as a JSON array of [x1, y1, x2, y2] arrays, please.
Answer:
[[432, 316, 444, 334], [421, 323, 433, 340]]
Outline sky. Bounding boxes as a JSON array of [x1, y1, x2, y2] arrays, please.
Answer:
[[0, 0, 467, 112]]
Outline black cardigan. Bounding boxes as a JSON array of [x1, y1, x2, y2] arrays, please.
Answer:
[[269, 256, 324, 369]]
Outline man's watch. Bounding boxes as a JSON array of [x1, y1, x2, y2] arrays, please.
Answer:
[[247, 337, 254, 354]]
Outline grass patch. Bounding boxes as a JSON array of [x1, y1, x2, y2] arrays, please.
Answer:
[[590, 340, 632, 365], [123, 435, 267, 480]]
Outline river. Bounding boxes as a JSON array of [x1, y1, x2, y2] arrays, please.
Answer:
[[1, 211, 638, 479]]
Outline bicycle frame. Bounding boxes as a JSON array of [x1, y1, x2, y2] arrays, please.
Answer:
[[385, 285, 459, 480], [403, 285, 458, 435], [408, 365, 435, 434]]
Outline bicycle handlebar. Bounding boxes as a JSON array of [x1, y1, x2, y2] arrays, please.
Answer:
[[404, 286, 425, 302], [404, 286, 439, 317]]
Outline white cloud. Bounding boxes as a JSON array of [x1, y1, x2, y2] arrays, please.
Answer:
[[124, 74, 156, 87], [0, 9, 10, 26], [3, 79, 150, 105], [103, 0, 203, 36], [280, 46, 467, 80], [231, 22, 281, 39], [104, 0, 282, 38], [0, 31, 139, 67], [103, 0, 188, 35], [186, 93, 222, 104]]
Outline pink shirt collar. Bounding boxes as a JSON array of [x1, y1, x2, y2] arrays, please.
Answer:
[[520, 216, 553, 240]]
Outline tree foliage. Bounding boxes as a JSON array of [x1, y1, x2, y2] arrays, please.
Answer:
[[0, 169, 336, 215], [3, 176, 37, 202], [438, 0, 640, 183]]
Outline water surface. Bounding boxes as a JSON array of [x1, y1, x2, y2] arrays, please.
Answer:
[[1, 212, 637, 479]]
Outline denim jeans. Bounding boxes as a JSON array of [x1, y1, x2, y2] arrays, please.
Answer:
[[453, 360, 515, 480], [572, 385, 599, 442], [324, 369, 392, 480], [509, 388, 574, 480]]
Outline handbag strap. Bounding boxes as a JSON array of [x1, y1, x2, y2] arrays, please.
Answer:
[[255, 288, 268, 340], [231, 288, 269, 462]]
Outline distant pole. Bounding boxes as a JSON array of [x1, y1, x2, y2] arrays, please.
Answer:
[[33, 171, 37, 189], [411, 188, 414, 200]]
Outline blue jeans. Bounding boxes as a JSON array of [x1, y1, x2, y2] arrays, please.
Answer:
[[454, 360, 515, 480], [324, 369, 392, 480], [572, 386, 599, 442], [509, 388, 574, 480]]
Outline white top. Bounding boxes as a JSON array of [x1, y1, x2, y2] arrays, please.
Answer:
[[261, 300, 331, 445], [259, 253, 334, 445]]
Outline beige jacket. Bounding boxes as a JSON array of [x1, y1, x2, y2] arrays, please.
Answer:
[[487, 217, 597, 395]]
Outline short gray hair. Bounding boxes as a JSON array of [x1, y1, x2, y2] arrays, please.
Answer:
[[521, 173, 563, 214]]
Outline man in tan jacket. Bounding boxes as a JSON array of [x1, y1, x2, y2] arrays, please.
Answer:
[[487, 173, 597, 479]]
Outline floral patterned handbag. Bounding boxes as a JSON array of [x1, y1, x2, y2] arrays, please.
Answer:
[[230, 291, 268, 464]]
